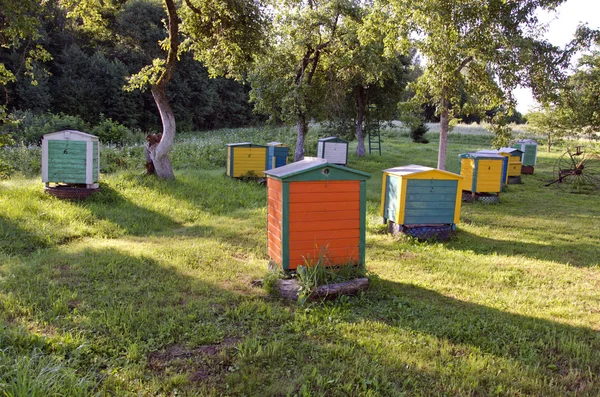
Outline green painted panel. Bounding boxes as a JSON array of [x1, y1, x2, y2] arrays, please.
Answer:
[[359, 181, 366, 265], [92, 142, 99, 181], [384, 175, 400, 222], [405, 180, 457, 187], [523, 145, 537, 166], [280, 166, 370, 182], [404, 180, 457, 224], [281, 182, 290, 270], [47, 140, 87, 183], [404, 186, 457, 195]]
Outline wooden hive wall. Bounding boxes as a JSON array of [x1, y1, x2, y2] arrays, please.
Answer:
[[267, 178, 284, 266], [47, 140, 88, 183], [231, 147, 267, 177], [287, 180, 360, 269], [459, 159, 475, 192], [403, 179, 458, 225], [475, 160, 503, 193]]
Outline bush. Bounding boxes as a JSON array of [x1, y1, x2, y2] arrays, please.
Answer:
[[3, 110, 89, 146], [410, 122, 430, 144], [91, 116, 143, 146]]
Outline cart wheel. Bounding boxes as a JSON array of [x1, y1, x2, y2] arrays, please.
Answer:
[[553, 147, 600, 194]]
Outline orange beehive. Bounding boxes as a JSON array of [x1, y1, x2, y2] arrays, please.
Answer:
[[264, 158, 371, 271]]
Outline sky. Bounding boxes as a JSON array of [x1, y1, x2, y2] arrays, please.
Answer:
[[513, 0, 600, 114]]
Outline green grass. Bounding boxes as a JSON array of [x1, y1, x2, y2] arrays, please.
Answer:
[[1, 125, 599, 396]]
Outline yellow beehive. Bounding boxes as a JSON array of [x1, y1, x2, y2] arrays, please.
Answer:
[[498, 147, 523, 177], [226, 143, 268, 178], [458, 153, 504, 195]]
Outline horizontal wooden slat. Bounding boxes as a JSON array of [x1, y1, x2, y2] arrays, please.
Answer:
[[289, 229, 359, 242], [405, 193, 456, 202], [289, 239, 359, 252], [407, 180, 458, 187], [288, 210, 358, 222], [289, 181, 359, 194], [290, 201, 359, 212], [289, 192, 359, 203], [405, 201, 456, 209], [289, 219, 359, 232]]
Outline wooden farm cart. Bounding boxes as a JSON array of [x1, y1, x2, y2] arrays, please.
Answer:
[[458, 152, 505, 203], [381, 165, 463, 240], [226, 142, 268, 178], [264, 158, 371, 271], [545, 146, 600, 194], [42, 130, 100, 198]]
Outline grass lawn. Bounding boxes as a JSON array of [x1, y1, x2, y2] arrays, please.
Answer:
[[1, 126, 599, 396]]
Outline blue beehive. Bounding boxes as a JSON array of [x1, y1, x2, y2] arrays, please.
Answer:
[[266, 142, 289, 170]]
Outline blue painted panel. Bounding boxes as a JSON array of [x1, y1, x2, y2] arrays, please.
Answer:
[[384, 175, 400, 222], [404, 179, 457, 224]]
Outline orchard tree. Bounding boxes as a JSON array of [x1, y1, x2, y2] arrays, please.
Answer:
[[249, 0, 359, 161], [327, 5, 413, 156], [65, 0, 265, 179], [0, 0, 50, 119], [562, 49, 600, 136], [526, 106, 575, 152], [377, 0, 587, 170]]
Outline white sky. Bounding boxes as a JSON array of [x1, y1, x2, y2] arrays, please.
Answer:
[[513, 0, 600, 114]]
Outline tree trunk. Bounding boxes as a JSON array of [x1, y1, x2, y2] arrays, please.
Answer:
[[150, 84, 176, 179], [295, 114, 308, 161], [355, 86, 366, 157], [437, 97, 450, 170], [547, 134, 551, 152]]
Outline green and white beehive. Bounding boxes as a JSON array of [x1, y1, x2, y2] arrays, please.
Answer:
[[42, 130, 100, 188]]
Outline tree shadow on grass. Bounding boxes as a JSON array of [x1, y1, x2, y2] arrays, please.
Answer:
[[344, 279, 600, 395], [0, 245, 274, 394], [138, 171, 267, 219], [0, 214, 50, 255], [448, 229, 599, 267], [80, 184, 181, 236]]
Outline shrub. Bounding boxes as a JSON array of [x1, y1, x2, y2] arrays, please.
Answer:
[[3, 111, 89, 146], [91, 116, 143, 146]]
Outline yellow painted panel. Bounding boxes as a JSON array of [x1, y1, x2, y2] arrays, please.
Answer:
[[404, 170, 462, 181], [475, 160, 503, 192], [380, 172, 387, 218], [459, 159, 475, 191], [397, 178, 407, 223], [232, 147, 267, 177]]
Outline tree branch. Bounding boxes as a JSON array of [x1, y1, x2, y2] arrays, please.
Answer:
[[457, 56, 473, 73], [183, 0, 201, 15], [156, 0, 179, 89]]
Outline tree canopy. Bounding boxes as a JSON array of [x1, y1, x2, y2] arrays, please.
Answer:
[[375, 0, 588, 170]]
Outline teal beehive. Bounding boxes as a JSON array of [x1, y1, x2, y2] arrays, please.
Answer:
[[42, 130, 99, 188]]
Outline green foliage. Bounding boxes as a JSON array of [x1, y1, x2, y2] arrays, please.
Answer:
[[376, 0, 579, 168], [561, 49, 600, 137], [91, 117, 143, 146], [296, 248, 367, 305], [3, 111, 90, 146], [526, 106, 575, 152], [488, 112, 514, 149]]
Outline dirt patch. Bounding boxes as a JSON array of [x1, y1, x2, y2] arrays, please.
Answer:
[[147, 337, 241, 383], [399, 251, 417, 260]]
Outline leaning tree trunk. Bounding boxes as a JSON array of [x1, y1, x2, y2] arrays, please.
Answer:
[[295, 114, 308, 161], [150, 84, 176, 179], [355, 86, 366, 157], [437, 96, 450, 170]]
